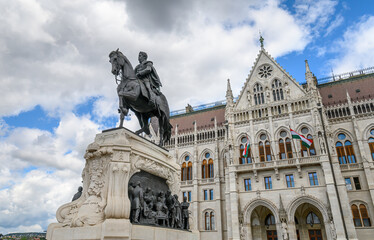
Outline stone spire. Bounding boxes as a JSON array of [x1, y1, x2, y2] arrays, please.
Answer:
[[226, 79, 234, 106], [279, 195, 287, 222], [305, 60, 317, 91]]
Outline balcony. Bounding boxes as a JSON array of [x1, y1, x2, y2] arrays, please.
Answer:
[[234, 155, 321, 173], [180, 180, 193, 186], [340, 163, 363, 171]]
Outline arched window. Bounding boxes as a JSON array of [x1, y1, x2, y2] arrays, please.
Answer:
[[345, 140, 356, 163], [210, 212, 215, 230], [336, 142, 346, 164], [352, 204, 371, 227], [335, 134, 356, 164], [205, 212, 210, 230], [253, 83, 265, 105], [272, 79, 284, 101], [360, 204, 371, 227], [265, 141, 272, 161], [265, 214, 276, 226], [181, 162, 187, 181], [204, 211, 215, 230], [299, 128, 314, 157], [308, 135, 316, 156], [352, 204, 362, 227], [202, 153, 213, 179], [202, 160, 207, 179], [208, 159, 214, 178], [187, 162, 193, 180], [279, 131, 293, 159], [258, 134, 272, 162], [306, 212, 321, 226], [369, 137, 374, 161], [182, 155, 192, 181], [239, 137, 252, 164]]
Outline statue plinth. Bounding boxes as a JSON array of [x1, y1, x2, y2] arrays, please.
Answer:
[[47, 128, 196, 240]]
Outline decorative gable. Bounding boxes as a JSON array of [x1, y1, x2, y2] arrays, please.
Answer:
[[235, 48, 307, 110]]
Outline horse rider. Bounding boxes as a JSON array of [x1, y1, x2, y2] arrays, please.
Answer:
[[134, 51, 162, 107]]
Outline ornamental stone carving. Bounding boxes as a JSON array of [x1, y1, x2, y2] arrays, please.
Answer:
[[132, 156, 180, 194]]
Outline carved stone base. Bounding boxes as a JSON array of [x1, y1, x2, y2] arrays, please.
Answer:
[[47, 128, 195, 240], [47, 219, 197, 240]]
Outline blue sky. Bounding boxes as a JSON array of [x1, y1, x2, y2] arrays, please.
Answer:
[[1, 0, 374, 234]]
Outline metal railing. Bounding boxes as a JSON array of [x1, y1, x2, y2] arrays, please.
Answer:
[[317, 66, 374, 84]]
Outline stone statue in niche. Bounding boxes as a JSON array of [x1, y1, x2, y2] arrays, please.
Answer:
[[281, 219, 288, 240], [181, 197, 190, 230], [72, 186, 83, 201]]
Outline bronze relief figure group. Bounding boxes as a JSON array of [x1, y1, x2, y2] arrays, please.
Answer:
[[128, 182, 190, 230]]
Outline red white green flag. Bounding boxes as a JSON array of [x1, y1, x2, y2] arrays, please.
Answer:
[[290, 128, 313, 148], [243, 137, 250, 157]]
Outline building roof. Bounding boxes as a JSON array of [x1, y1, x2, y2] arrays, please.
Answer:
[[170, 105, 225, 134], [317, 73, 374, 106]]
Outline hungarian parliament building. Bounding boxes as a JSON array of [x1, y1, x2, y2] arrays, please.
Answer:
[[148, 47, 374, 240]]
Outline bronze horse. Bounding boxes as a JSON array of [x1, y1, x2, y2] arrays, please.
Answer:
[[109, 49, 172, 146]]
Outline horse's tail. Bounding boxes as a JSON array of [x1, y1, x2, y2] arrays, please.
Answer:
[[158, 93, 172, 143]]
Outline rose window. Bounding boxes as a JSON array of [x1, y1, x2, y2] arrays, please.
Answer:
[[258, 65, 273, 79]]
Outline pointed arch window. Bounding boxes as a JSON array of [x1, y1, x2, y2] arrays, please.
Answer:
[[202, 153, 213, 179], [181, 162, 187, 181], [253, 83, 265, 105], [279, 131, 293, 159], [204, 211, 215, 230], [272, 79, 284, 101], [299, 128, 315, 157], [258, 134, 272, 162], [182, 155, 192, 181], [306, 212, 321, 225], [352, 204, 371, 227], [265, 214, 276, 226], [239, 137, 252, 164], [336, 134, 356, 164], [202, 160, 207, 179], [369, 137, 374, 161], [187, 162, 192, 180], [345, 140, 356, 163]]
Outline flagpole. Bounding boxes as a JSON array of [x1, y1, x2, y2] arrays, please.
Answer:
[[289, 126, 299, 158]]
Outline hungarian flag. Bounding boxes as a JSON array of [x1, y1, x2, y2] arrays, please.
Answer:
[[243, 137, 250, 157], [290, 128, 313, 148]]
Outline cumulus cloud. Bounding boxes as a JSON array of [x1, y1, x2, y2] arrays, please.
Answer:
[[0, 112, 100, 233], [330, 16, 374, 73], [293, 0, 338, 36]]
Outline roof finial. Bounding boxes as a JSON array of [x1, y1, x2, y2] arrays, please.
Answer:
[[259, 31, 264, 49]]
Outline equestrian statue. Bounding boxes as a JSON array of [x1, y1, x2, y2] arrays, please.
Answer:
[[109, 49, 172, 146]]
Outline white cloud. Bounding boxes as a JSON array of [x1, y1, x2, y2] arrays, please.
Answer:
[[0, 112, 100, 233], [293, 0, 338, 33], [331, 16, 374, 73]]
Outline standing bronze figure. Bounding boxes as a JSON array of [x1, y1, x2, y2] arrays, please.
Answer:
[[109, 49, 172, 145]]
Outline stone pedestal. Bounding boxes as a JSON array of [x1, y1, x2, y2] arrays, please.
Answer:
[[47, 128, 197, 240]]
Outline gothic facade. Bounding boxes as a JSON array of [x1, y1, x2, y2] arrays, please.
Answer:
[[150, 48, 374, 240]]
